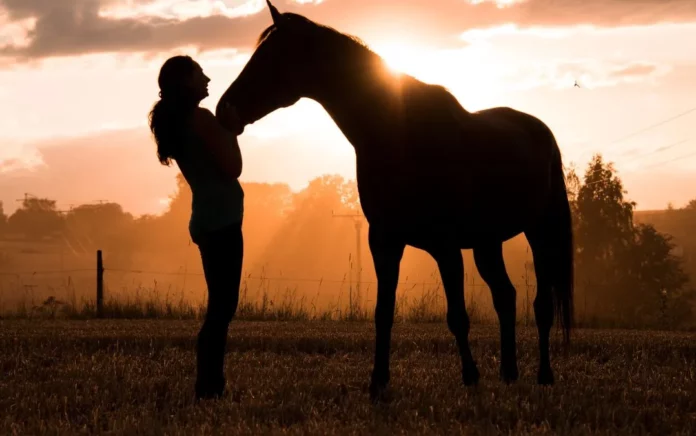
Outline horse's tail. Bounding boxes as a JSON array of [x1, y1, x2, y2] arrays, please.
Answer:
[[547, 139, 575, 345]]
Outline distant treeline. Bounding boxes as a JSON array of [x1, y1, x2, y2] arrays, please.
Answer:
[[0, 153, 694, 328]]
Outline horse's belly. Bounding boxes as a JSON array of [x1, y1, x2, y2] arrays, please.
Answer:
[[357, 164, 548, 247]]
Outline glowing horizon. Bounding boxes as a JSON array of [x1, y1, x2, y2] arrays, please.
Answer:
[[0, 1, 695, 216]]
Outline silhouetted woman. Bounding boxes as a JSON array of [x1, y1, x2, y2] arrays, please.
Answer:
[[148, 55, 244, 400]]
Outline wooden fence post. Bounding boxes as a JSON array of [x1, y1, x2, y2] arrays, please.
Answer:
[[96, 250, 104, 318]]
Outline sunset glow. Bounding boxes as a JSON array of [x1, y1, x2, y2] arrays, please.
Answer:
[[2, 2, 696, 426], [371, 40, 502, 111], [0, 1, 694, 215]]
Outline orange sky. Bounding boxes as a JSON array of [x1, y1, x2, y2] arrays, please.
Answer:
[[0, 0, 695, 215]]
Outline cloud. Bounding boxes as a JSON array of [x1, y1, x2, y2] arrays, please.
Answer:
[[499, 59, 670, 91], [0, 127, 177, 215], [0, 121, 356, 215], [1, 0, 695, 62], [98, 0, 266, 20], [609, 63, 659, 79], [0, 139, 45, 172], [0, 158, 21, 172], [0, 0, 270, 60]]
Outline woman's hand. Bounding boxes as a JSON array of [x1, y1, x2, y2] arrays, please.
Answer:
[[217, 103, 243, 135]]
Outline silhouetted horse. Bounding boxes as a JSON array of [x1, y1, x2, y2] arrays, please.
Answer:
[[217, 1, 574, 401]]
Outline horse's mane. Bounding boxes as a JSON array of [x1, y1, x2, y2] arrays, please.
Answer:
[[255, 13, 469, 114], [256, 24, 276, 47], [256, 13, 380, 61]]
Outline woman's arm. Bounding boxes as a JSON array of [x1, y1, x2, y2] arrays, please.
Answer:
[[191, 107, 243, 180]]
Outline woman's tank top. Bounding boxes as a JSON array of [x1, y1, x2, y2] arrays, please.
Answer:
[[175, 128, 244, 244]]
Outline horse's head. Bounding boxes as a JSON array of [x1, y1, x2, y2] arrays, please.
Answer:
[[217, 1, 328, 132]]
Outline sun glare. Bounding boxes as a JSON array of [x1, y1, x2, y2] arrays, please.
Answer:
[[370, 40, 501, 111], [372, 41, 427, 77]]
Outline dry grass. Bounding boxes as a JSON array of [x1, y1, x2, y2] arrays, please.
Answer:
[[2, 265, 692, 330], [2, 320, 695, 435], [0, 284, 496, 325]]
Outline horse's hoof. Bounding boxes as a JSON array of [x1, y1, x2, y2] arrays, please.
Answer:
[[537, 367, 555, 385], [462, 363, 480, 386], [369, 381, 389, 403], [369, 371, 390, 403], [500, 364, 519, 384]]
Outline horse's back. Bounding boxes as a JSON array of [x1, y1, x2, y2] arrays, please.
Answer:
[[401, 99, 557, 200], [399, 84, 556, 168]]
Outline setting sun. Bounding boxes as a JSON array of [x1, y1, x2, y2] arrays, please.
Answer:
[[370, 39, 503, 111], [371, 41, 423, 76]]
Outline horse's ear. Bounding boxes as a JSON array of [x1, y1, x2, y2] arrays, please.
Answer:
[[266, 0, 282, 25]]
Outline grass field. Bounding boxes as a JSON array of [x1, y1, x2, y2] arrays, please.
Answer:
[[2, 320, 696, 435]]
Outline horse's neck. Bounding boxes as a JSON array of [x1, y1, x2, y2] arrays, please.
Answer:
[[313, 65, 405, 156]]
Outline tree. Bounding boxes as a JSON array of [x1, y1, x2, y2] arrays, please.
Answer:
[[574, 155, 635, 285], [128, 173, 298, 261], [64, 202, 135, 254], [250, 175, 361, 280], [161, 173, 192, 226], [0, 201, 6, 237], [571, 154, 692, 326], [240, 181, 294, 262], [6, 197, 64, 241], [290, 174, 360, 212], [130, 173, 191, 253], [628, 224, 690, 325]]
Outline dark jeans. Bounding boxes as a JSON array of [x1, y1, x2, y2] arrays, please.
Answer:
[[193, 222, 243, 399]]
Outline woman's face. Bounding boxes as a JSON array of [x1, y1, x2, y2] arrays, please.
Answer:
[[188, 61, 211, 102]]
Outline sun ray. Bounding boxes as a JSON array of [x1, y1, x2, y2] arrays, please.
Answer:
[[370, 39, 502, 111]]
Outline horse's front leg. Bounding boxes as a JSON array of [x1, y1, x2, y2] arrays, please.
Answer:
[[430, 245, 480, 386], [368, 226, 405, 402]]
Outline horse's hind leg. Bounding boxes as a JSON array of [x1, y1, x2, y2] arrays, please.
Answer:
[[473, 243, 519, 383], [368, 226, 405, 402], [430, 246, 479, 386], [525, 229, 555, 385]]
